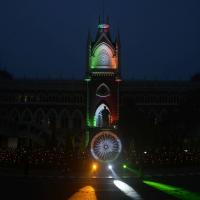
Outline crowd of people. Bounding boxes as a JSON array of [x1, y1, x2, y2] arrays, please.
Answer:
[[0, 145, 199, 172], [0, 147, 90, 170], [125, 147, 200, 168]]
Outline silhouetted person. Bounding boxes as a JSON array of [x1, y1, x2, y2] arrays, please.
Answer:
[[101, 106, 110, 127]]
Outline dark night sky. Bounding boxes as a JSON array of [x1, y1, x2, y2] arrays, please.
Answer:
[[0, 0, 200, 80]]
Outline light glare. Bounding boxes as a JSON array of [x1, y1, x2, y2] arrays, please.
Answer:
[[123, 164, 127, 169], [92, 164, 97, 171], [108, 164, 112, 170], [113, 180, 142, 199]]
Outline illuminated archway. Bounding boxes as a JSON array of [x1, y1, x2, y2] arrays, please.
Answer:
[[94, 103, 111, 127], [90, 43, 116, 69]]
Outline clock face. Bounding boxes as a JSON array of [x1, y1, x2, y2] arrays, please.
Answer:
[[90, 131, 122, 162]]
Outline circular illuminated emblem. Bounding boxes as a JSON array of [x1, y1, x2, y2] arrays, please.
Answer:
[[90, 131, 122, 162]]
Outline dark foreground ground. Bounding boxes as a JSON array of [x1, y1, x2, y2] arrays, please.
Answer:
[[1, 168, 200, 200]]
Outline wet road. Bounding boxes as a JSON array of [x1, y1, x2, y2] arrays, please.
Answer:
[[1, 173, 200, 200]]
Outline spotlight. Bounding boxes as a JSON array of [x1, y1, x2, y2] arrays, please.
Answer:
[[123, 164, 127, 169], [113, 180, 142, 199], [92, 163, 97, 171], [108, 164, 112, 170]]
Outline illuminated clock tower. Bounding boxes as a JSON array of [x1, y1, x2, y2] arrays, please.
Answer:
[[85, 18, 122, 163]]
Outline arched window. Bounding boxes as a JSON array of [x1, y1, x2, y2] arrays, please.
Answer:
[[72, 110, 83, 129], [96, 83, 110, 97], [22, 109, 32, 122], [10, 109, 20, 122], [91, 43, 116, 69], [60, 110, 70, 129], [96, 49, 111, 66], [47, 109, 57, 128], [34, 109, 45, 125], [94, 104, 111, 127]]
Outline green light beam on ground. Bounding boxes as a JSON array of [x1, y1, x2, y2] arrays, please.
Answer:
[[143, 180, 200, 200]]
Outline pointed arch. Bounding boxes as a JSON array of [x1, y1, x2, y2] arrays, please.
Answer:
[[93, 42, 115, 56], [59, 109, 70, 129], [47, 109, 57, 128], [96, 83, 110, 97], [93, 32, 115, 52], [94, 103, 111, 127], [10, 109, 20, 122], [34, 108, 46, 125], [72, 110, 83, 129], [91, 42, 117, 69], [22, 109, 32, 122]]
